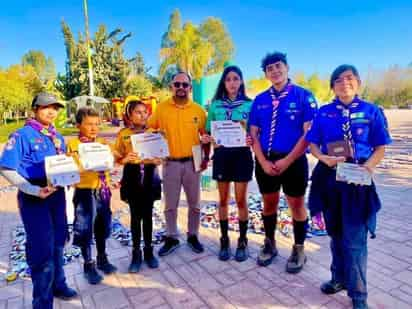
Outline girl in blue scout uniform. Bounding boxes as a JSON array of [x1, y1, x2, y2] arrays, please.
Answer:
[[67, 107, 117, 285], [113, 100, 161, 273], [0, 93, 77, 309], [306, 65, 391, 309], [203, 65, 253, 262], [249, 52, 318, 273]]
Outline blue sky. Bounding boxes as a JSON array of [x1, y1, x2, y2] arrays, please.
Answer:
[[1, 0, 411, 81]]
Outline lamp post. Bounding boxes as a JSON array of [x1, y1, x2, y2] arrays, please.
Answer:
[[83, 0, 94, 96]]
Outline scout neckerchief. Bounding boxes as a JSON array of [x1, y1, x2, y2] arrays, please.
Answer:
[[79, 134, 111, 202], [333, 95, 361, 163], [220, 94, 247, 120], [267, 80, 293, 156], [25, 118, 63, 154], [129, 124, 146, 185]]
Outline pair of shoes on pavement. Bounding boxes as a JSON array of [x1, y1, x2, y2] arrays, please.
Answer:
[[158, 235, 204, 256], [128, 246, 159, 273], [257, 238, 306, 273], [84, 255, 117, 285], [218, 236, 248, 262]]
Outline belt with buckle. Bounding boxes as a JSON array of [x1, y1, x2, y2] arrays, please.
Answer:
[[167, 156, 193, 162]]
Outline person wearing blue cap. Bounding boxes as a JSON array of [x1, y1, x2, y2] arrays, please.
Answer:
[[306, 65, 391, 309], [0, 93, 77, 309], [249, 52, 318, 273]]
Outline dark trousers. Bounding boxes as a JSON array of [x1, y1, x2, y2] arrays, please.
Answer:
[[121, 163, 157, 250], [325, 207, 368, 301], [18, 189, 68, 309], [129, 198, 154, 249], [72, 188, 112, 261]]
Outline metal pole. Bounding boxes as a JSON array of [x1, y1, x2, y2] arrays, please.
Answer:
[[83, 0, 94, 96]]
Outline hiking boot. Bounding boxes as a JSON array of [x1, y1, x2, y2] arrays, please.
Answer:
[[286, 244, 307, 274], [320, 279, 346, 294], [144, 246, 159, 269], [128, 248, 142, 273], [158, 237, 180, 256], [257, 238, 278, 267], [352, 299, 368, 309], [96, 254, 117, 274], [53, 285, 78, 300], [84, 261, 103, 285], [218, 236, 231, 261], [234, 238, 248, 262], [187, 235, 204, 253]]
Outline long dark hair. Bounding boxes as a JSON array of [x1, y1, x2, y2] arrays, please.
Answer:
[[213, 66, 250, 101]]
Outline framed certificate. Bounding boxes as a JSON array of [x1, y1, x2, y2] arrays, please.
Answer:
[[78, 142, 114, 171], [45, 155, 80, 187], [130, 133, 169, 160], [336, 162, 372, 186], [211, 120, 246, 148]]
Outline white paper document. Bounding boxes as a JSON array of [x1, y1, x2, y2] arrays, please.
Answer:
[[78, 142, 114, 171], [336, 162, 372, 186], [192, 145, 203, 172], [45, 155, 80, 187], [130, 133, 170, 160], [211, 120, 246, 148]]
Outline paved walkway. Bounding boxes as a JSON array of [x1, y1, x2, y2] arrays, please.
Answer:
[[0, 111, 411, 308]]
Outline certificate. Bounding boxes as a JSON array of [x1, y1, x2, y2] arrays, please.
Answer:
[[78, 142, 114, 171], [336, 162, 372, 186], [45, 155, 80, 187], [130, 133, 169, 159], [211, 120, 246, 148]]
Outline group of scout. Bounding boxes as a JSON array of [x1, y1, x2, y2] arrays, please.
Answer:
[[0, 51, 391, 309]]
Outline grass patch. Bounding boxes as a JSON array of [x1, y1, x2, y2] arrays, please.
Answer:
[[0, 123, 112, 143]]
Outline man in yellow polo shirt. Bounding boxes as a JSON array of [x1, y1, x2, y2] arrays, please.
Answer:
[[148, 71, 209, 256]]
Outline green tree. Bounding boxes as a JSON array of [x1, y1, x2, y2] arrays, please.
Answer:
[[159, 9, 234, 80], [60, 21, 131, 99], [125, 75, 153, 97], [161, 9, 182, 49], [21, 50, 56, 82], [199, 17, 234, 74], [160, 22, 213, 80]]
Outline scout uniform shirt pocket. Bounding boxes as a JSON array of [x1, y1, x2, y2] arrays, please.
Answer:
[[30, 138, 49, 162], [350, 113, 370, 142]]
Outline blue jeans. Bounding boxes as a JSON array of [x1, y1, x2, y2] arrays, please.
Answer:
[[18, 189, 68, 309], [72, 188, 112, 249], [326, 212, 368, 301]]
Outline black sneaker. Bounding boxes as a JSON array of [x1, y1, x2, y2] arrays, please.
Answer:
[[352, 299, 368, 309], [128, 249, 142, 273], [53, 286, 78, 300], [234, 238, 248, 262], [187, 235, 204, 253], [84, 261, 103, 285], [96, 254, 117, 274], [144, 247, 159, 269], [158, 237, 180, 256], [218, 236, 231, 261], [320, 279, 346, 295]]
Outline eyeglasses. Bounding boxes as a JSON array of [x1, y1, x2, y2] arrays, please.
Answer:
[[173, 82, 190, 89], [334, 75, 357, 84]]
